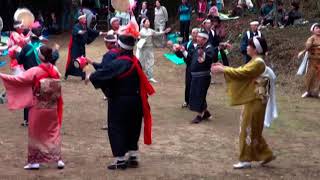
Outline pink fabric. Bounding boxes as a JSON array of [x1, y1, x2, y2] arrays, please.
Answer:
[[0, 65, 62, 163], [198, 1, 207, 13], [209, 6, 219, 17], [0, 69, 35, 109], [8, 31, 29, 70]]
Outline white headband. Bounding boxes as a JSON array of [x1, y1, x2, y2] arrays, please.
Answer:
[[118, 40, 133, 50], [253, 37, 263, 54], [110, 17, 120, 24], [310, 23, 319, 32], [192, 28, 200, 33], [198, 32, 209, 39], [250, 21, 259, 26], [78, 14, 86, 20], [104, 37, 117, 42]]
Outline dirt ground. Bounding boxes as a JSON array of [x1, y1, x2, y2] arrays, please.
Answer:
[[0, 33, 319, 180]]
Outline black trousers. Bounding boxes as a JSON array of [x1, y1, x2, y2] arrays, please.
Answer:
[[23, 108, 29, 122], [108, 95, 143, 157], [185, 67, 192, 104], [180, 20, 190, 43], [189, 75, 211, 113]]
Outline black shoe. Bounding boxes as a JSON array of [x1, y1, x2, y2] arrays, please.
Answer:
[[202, 110, 212, 120], [64, 75, 68, 80], [107, 160, 127, 170], [127, 156, 139, 168], [191, 115, 203, 124]]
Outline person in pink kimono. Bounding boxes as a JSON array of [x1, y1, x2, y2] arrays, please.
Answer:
[[0, 45, 64, 170]]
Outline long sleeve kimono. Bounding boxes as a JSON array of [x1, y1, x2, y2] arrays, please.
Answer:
[[65, 23, 100, 79], [224, 57, 274, 162], [137, 27, 164, 79], [305, 35, 320, 96], [92, 48, 120, 70], [0, 64, 63, 164]]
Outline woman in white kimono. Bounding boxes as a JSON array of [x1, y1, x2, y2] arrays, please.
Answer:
[[137, 18, 170, 83]]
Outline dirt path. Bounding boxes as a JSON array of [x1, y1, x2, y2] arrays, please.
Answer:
[[0, 35, 319, 180]]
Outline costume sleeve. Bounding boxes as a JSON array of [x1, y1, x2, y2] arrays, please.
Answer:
[[163, 6, 169, 22], [306, 36, 314, 50], [90, 60, 131, 89], [224, 59, 265, 80], [0, 67, 40, 109], [72, 24, 81, 36], [86, 28, 100, 44], [92, 53, 115, 70], [204, 46, 215, 64]]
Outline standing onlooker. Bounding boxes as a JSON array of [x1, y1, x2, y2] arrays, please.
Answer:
[[139, 2, 149, 24], [179, 0, 192, 43], [208, 1, 219, 17], [154, 0, 168, 47], [197, 0, 207, 22], [154, 1, 168, 32], [216, 0, 224, 11], [61, 0, 72, 31], [211, 16, 227, 41]]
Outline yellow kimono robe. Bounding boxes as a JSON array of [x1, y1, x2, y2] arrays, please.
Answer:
[[224, 57, 273, 162], [305, 35, 320, 96]]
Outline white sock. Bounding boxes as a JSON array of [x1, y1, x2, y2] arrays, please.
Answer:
[[128, 150, 138, 157], [116, 156, 126, 161]]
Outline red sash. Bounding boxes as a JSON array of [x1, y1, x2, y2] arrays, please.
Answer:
[[117, 55, 155, 145]]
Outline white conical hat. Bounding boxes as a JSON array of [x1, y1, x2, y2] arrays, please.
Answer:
[[14, 8, 35, 28], [111, 0, 130, 12]]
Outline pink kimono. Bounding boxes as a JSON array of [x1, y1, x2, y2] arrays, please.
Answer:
[[0, 64, 63, 163]]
